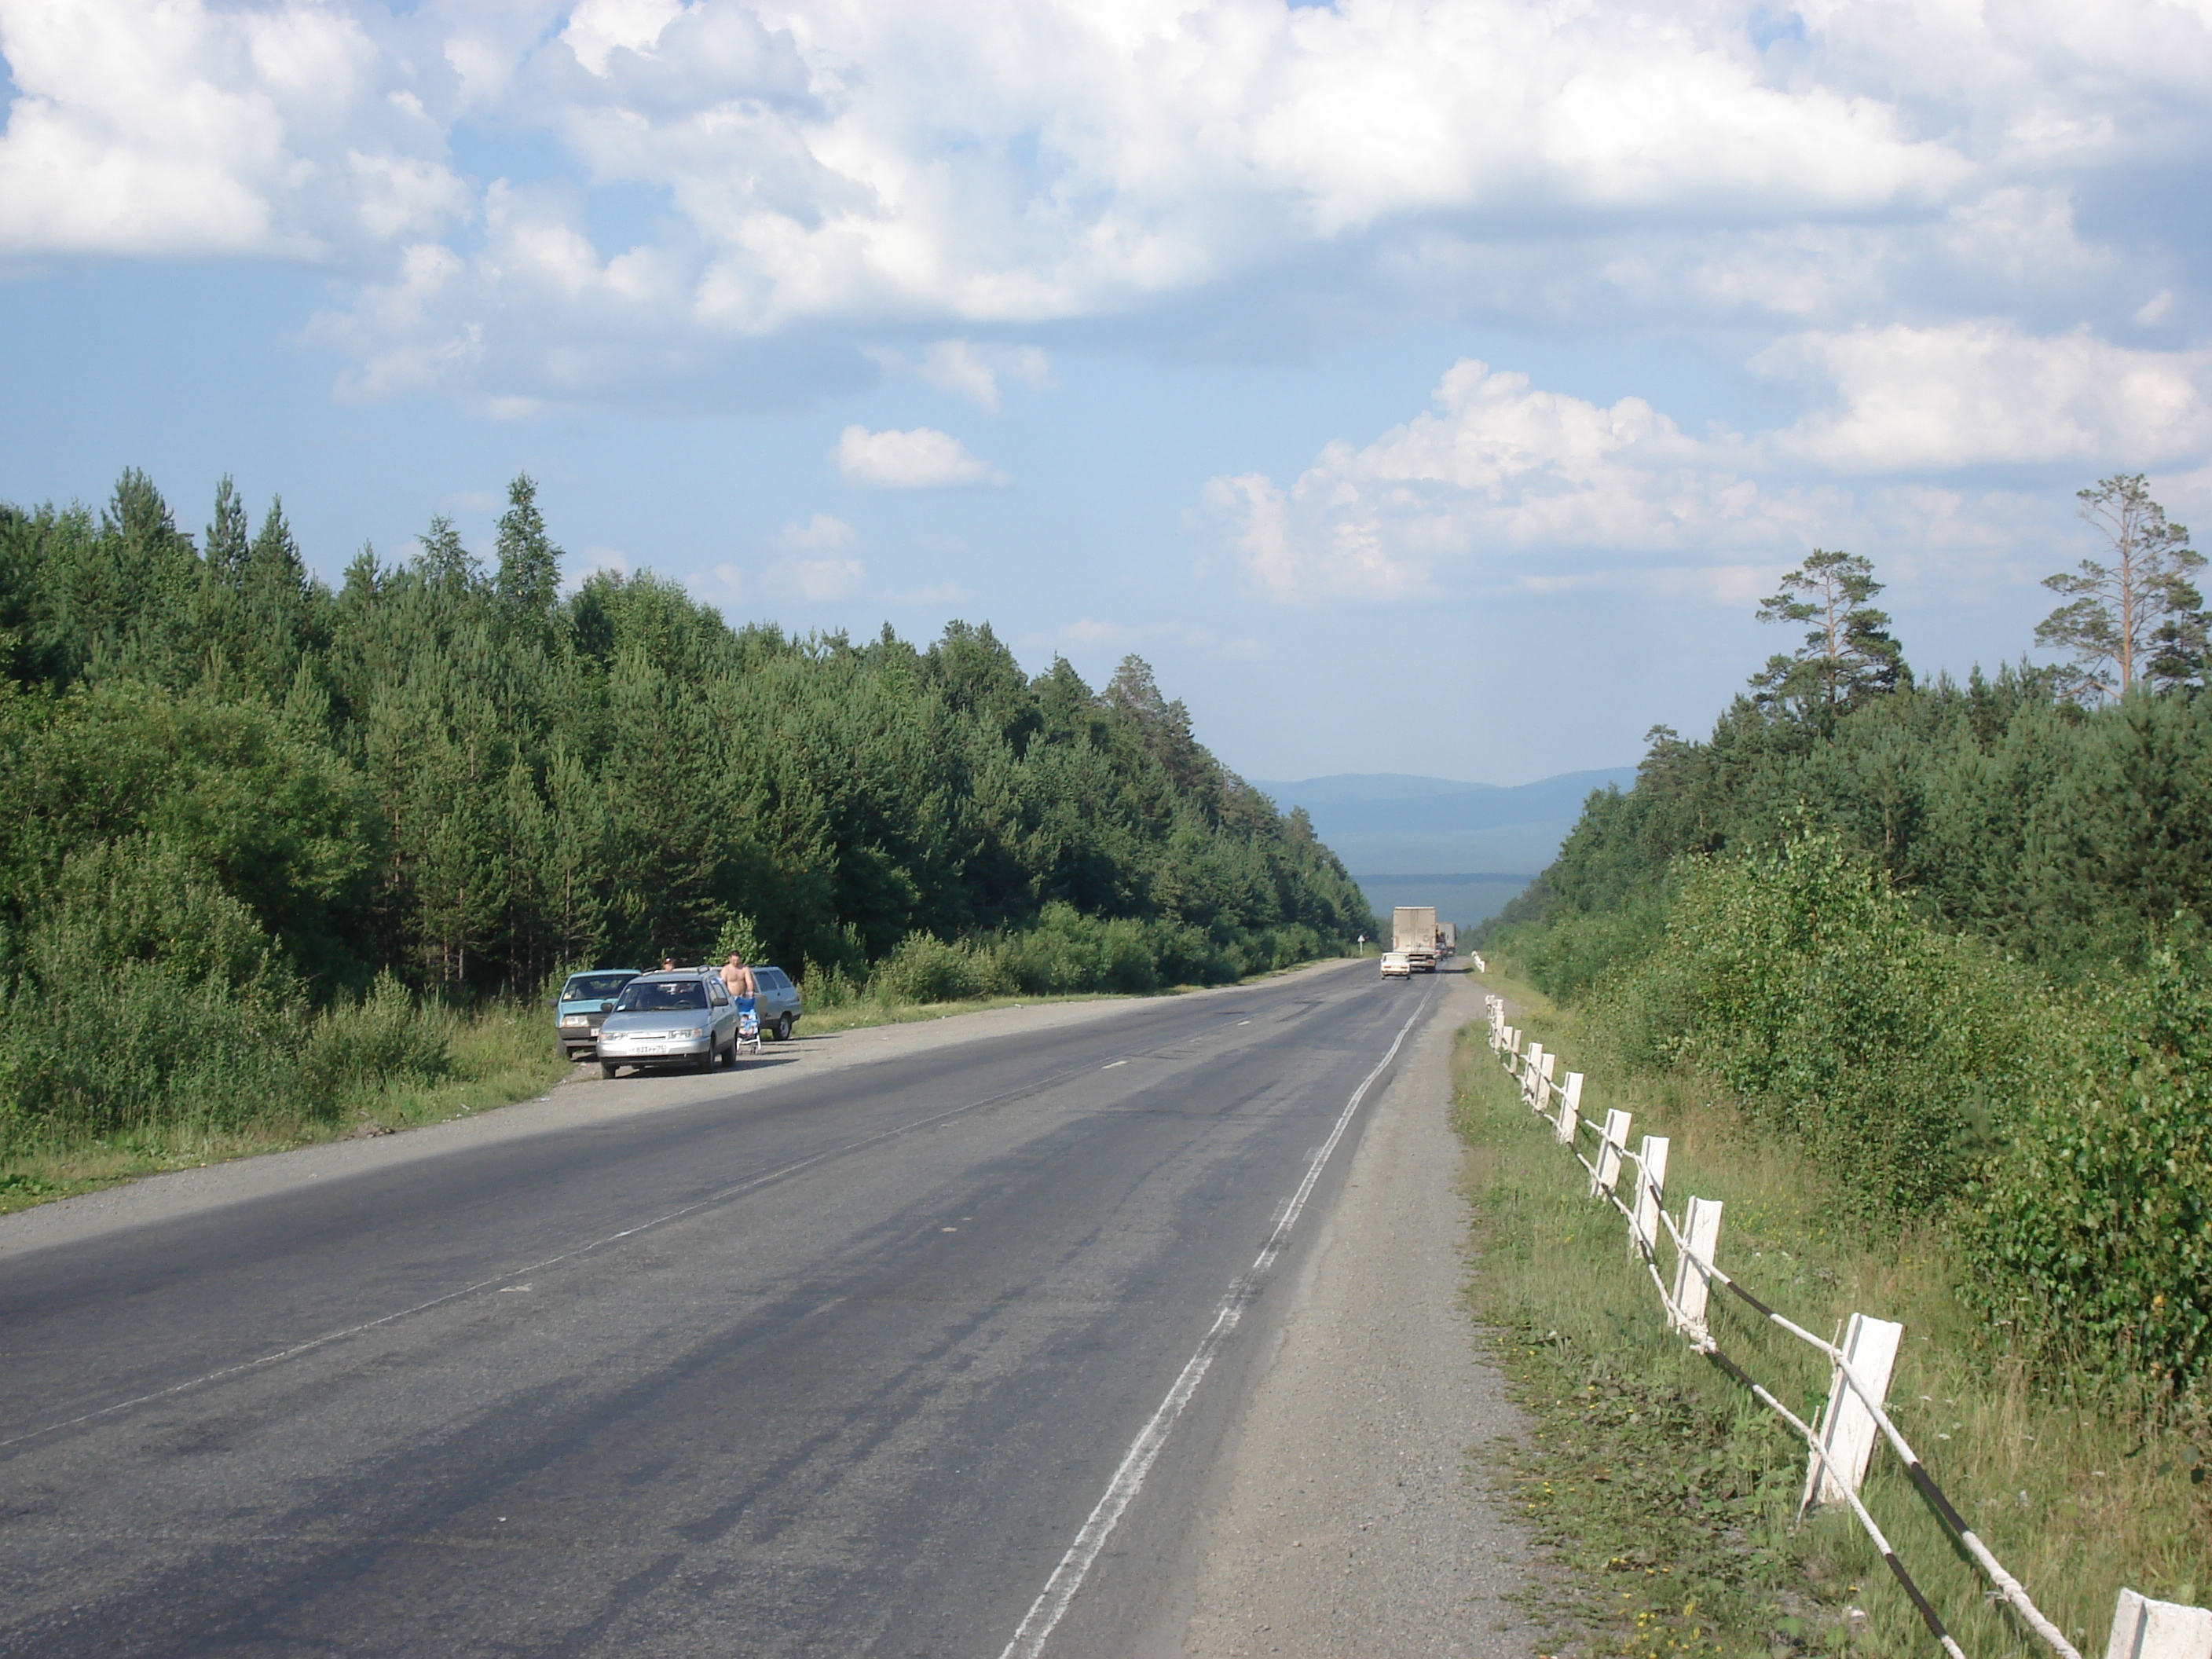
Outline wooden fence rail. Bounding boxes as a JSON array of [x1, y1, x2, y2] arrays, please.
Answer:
[[1482, 993, 2206, 1659]]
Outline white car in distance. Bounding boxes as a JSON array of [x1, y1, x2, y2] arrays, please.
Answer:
[[1379, 950, 1413, 980]]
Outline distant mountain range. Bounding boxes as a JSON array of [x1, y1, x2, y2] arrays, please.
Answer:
[[1248, 767, 1639, 928], [1249, 767, 1638, 873]]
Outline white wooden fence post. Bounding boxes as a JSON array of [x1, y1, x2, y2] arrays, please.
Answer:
[[1590, 1108, 1632, 1198], [1554, 1072, 1582, 1144], [1522, 1043, 1545, 1108], [1536, 1051, 1557, 1118], [1629, 1135, 1669, 1258], [1668, 1198, 1723, 1341], [1800, 1313, 1906, 1514], [2107, 1590, 2212, 1659]]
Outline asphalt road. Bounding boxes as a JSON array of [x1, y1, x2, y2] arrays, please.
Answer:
[[0, 961, 1447, 1658]]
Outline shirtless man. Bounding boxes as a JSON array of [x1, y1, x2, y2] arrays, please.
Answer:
[[720, 954, 756, 998]]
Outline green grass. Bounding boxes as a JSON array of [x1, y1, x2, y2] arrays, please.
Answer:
[[1456, 965, 2212, 1657], [0, 1002, 569, 1216]]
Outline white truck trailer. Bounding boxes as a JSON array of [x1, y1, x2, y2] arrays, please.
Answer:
[[1392, 906, 1438, 972]]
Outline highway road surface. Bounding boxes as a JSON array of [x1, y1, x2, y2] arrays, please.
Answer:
[[0, 961, 1507, 1657]]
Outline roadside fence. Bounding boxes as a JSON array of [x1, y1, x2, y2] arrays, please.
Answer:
[[1483, 993, 2208, 1659]]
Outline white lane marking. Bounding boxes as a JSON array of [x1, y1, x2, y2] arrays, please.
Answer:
[[0, 1056, 1108, 1452], [1101, 1060, 1128, 1070], [996, 980, 1435, 1659], [1236, 1020, 1250, 1027]]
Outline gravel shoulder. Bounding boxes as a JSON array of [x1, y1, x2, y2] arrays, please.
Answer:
[[1172, 965, 1537, 1657], [0, 966, 1346, 1262]]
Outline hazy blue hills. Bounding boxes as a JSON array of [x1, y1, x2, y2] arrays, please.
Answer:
[[1250, 766, 1639, 928]]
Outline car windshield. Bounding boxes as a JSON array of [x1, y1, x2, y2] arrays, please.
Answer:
[[562, 972, 635, 1002], [612, 980, 709, 1013]]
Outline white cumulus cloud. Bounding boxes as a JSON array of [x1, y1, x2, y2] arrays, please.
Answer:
[[5, 0, 2210, 410], [0, 0, 463, 258], [562, 0, 689, 77], [1763, 323, 2212, 472], [778, 512, 858, 549], [912, 341, 1054, 412], [1204, 359, 1804, 603], [1201, 338, 2187, 606], [834, 425, 1007, 489]]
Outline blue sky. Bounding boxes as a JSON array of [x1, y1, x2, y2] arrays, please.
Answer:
[[3, 0, 2209, 786]]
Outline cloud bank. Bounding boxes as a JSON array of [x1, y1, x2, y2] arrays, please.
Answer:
[[8, 0, 2208, 613], [1209, 324, 2212, 605], [5, 0, 2206, 407]]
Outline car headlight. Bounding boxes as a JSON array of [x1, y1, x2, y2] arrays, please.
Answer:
[[680, 1027, 705, 1039]]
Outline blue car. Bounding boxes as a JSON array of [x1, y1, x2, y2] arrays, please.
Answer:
[[555, 969, 641, 1061]]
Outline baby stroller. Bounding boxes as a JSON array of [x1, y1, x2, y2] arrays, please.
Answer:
[[734, 994, 762, 1057]]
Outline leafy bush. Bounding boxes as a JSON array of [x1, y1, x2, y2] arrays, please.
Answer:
[[296, 972, 456, 1104], [799, 958, 864, 1011], [1514, 895, 1670, 1001], [0, 845, 456, 1149], [1586, 832, 2055, 1216], [996, 903, 1113, 994], [870, 932, 1012, 1005], [1968, 948, 2212, 1390]]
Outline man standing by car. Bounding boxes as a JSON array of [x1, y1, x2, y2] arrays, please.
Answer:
[[720, 954, 755, 999]]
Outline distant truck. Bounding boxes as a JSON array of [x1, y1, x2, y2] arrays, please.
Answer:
[[1438, 921, 1456, 959], [1392, 906, 1438, 972]]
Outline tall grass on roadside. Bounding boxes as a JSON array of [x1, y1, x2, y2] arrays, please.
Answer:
[[1459, 972, 2212, 1657], [0, 980, 567, 1214]]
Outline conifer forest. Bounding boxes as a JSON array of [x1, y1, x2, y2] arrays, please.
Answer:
[[0, 470, 1373, 1153]]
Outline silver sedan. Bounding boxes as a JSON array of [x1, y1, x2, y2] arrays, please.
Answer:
[[595, 972, 741, 1078]]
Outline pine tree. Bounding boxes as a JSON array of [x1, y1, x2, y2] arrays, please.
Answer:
[[206, 477, 250, 582], [245, 496, 306, 594], [1750, 549, 1908, 721], [494, 474, 562, 627], [2037, 474, 2206, 700], [416, 515, 480, 596]]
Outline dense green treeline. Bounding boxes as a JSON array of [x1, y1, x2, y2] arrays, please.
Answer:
[[1494, 661, 2212, 985], [0, 470, 1372, 1150], [1484, 536, 2212, 1390]]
